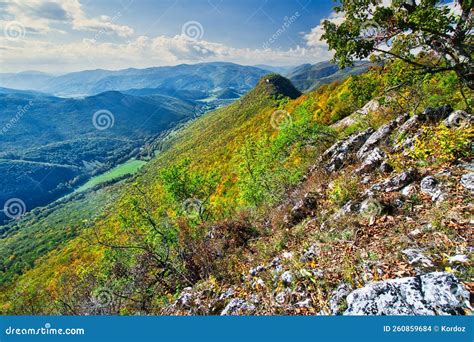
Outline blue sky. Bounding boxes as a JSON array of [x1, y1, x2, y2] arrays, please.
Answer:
[[0, 0, 338, 73]]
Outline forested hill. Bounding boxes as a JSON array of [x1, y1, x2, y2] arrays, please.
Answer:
[[0, 61, 472, 316], [0, 89, 197, 223]]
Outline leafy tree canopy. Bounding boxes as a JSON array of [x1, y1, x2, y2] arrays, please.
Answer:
[[322, 0, 473, 90]]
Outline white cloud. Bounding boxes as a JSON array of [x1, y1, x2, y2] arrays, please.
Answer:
[[0, 33, 335, 72], [304, 11, 345, 48], [0, 0, 133, 38], [0, 0, 347, 73]]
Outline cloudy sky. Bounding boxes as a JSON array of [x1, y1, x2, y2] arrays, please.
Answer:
[[0, 0, 345, 73]]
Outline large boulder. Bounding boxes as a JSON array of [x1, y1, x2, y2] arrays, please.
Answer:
[[356, 147, 387, 174], [419, 105, 453, 122], [343, 272, 471, 315]]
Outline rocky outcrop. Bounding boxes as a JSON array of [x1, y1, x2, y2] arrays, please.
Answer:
[[370, 168, 418, 193], [357, 116, 405, 160], [356, 147, 387, 174], [460, 173, 474, 193], [343, 272, 471, 315], [419, 105, 453, 122], [322, 129, 374, 172]]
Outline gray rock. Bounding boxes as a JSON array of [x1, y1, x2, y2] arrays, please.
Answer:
[[379, 161, 393, 174], [420, 176, 446, 202], [460, 173, 474, 193], [249, 265, 266, 276], [342, 200, 361, 213], [325, 129, 374, 172], [356, 147, 387, 174], [444, 110, 471, 128], [397, 115, 419, 136], [419, 105, 453, 122], [459, 162, 474, 172], [343, 272, 471, 315], [400, 183, 416, 197], [448, 255, 469, 264], [281, 271, 294, 286], [175, 287, 193, 308], [402, 248, 433, 268], [220, 298, 255, 316], [357, 119, 398, 160], [218, 288, 235, 301], [371, 168, 417, 193], [359, 198, 383, 218], [274, 288, 292, 306], [294, 298, 312, 308], [300, 244, 320, 262], [329, 283, 353, 315], [251, 278, 265, 289]]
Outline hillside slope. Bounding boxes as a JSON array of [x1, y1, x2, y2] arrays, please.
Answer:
[[0, 65, 471, 316], [0, 90, 197, 222]]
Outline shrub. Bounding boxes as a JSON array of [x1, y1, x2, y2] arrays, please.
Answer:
[[409, 123, 473, 165], [327, 173, 360, 207]]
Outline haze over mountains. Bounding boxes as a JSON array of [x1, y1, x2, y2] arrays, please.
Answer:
[[0, 61, 366, 97], [0, 62, 269, 98], [0, 61, 365, 223]]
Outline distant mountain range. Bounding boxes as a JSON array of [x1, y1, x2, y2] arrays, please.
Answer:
[[285, 61, 371, 92], [0, 62, 270, 98]]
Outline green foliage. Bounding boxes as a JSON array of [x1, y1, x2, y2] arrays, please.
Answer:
[[322, 0, 473, 90], [409, 123, 473, 165], [160, 159, 219, 220], [327, 173, 360, 207], [237, 102, 335, 207]]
